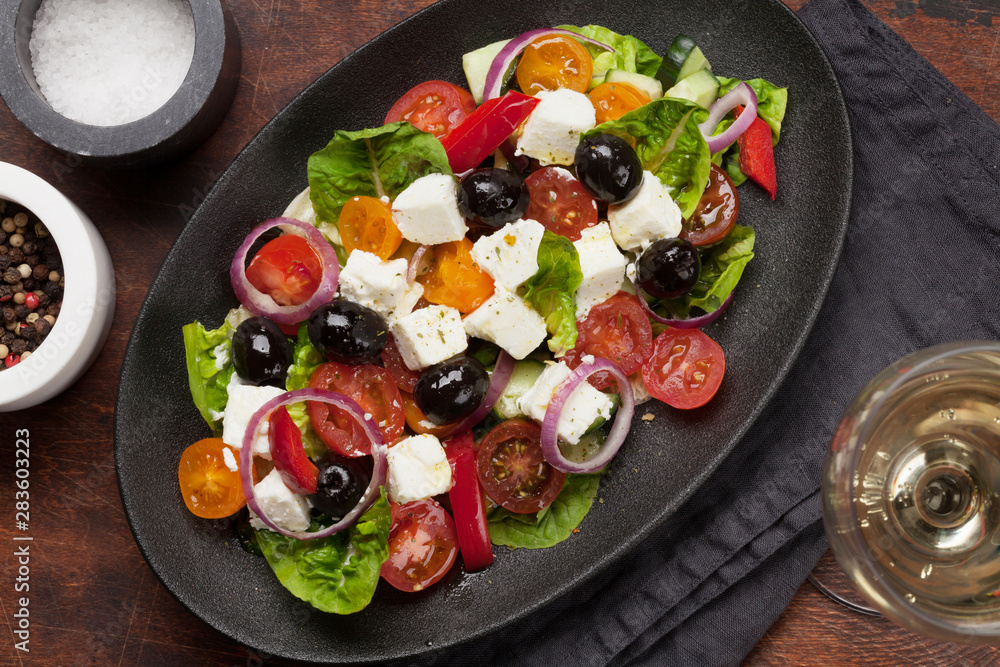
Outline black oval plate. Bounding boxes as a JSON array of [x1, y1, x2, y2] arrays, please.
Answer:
[[115, 0, 851, 663]]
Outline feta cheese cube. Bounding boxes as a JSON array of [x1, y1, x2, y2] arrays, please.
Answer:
[[515, 89, 596, 166], [250, 468, 311, 533], [607, 170, 682, 251], [470, 218, 545, 290], [391, 173, 468, 244], [573, 222, 627, 319], [386, 434, 453, 503], [463, 286, 547, 359], [518, 361, 613, 445], [391, 305, 468, 370], [338, 250, 423, 324], [221, 382, 286, 460]]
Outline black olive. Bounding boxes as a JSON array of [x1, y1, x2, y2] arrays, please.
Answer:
[[232, 317, 293, 387], [307, 300, 387, 364], [310, 454, 371, 520], [414, 356, 490, 425], [457, 168, 530, 228], [636, 238, 701, 300], [574, 134, 643, 204]]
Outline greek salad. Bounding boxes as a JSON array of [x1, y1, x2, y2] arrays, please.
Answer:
[[179, 25, 787, 614]]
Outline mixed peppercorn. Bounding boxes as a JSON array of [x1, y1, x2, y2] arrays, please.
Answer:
[[0, 199, 63, 369]]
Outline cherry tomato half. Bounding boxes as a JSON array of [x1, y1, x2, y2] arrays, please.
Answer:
[[399, 391, 458, 439], [588, 81, 650, 124], [417, 237, 495, 313], [178, 438, 246, 519], [385, 80, 477, 140], [564, 292, 653, 390], [524, 166, 599, 241], [307, 362, 405, 456], [245, 234, 323, 307], [380, 499, 459, 592], [515, 35, 593, 96], [476, 419, 566, 514], [338, 195, 402, 259], [381, 336, 421, 394], [680, 164, 739, 246], [641, 328, 726, 410]]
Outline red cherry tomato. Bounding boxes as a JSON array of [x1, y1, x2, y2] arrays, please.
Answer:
[[380, 499, 459, 592], [641, 328, 726, 409], [524, 167, 599, 241], [444, 432, 494, 572], [244, 234, 323, 307], [476, 419, 565, 514], [563, 292, 653, 390], [385, 80, 477, 140], [307, 362, 405, 456], [681, 164, 739, 246], [381, 336, 421, 394], [268, 406, 318, 494]]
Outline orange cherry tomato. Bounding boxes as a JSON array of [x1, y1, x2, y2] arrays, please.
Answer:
[[177, 438, 246, 519], [417, 237, 494, 313], [400, 391, 458, 439], [338, 195, 402, 260], [515, 35, 593, 96], [588, 81, 651, 124]]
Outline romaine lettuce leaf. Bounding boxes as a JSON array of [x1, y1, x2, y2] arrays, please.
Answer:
[[307, 122, 452, 225], [655, 225, 756, 320], [558, 25, 662, 86], [716, 77, 788, 144], [586, 98, 712, 219], [255, 491, 391, 615], [488, 473, 601, 549], [182, 319, 235, 434], [285, 323, 328, 460], [522, 231, 583, 357]]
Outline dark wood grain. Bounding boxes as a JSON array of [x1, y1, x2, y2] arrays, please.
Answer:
[[0, 0, 996, 665]]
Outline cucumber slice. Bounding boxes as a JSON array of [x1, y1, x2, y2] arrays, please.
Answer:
[[462, 39, 511, 104], [492, 359, 545, 420], [604, 70, 663, 101], [584, 392, 620, 434], [655, 34, 712, 89], [559, 429, 605, 465], [665, 69, 720, 108]]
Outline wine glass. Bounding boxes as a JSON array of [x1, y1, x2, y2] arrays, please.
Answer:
[[822, 341, 1000, 642]]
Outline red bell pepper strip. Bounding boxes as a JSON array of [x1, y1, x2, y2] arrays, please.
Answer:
[[444, 431, 494, 572], [733, 105, 777, 200], [268, 406, 319, 494], [440, 91, 540, 174]]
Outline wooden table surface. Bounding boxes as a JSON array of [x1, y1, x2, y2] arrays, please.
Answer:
[[1, 0, 998, 664]]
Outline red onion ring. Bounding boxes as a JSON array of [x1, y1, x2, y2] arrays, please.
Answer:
[[239, 388, 387, 540], [540, 358, 635, 474], [633, 278, 734, 329], [483, 29, 615, 101], [229, 217, 340, 325], [451, 350, 515, 434], [406, 244, 432, 284], [698, 82, 759, 154]]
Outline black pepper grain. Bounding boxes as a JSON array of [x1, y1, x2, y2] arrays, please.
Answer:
[[0, 255, 10, 272], [0, 332, 12, 346], [13, 304, 28, 320], [43, 282, 61, 298], [31, 264, 47, 280], [22, 278, 37, 291], [21, 241, 36, 255], [3, 267, 19, 284], [10, 339, 25, 355], [0, 285, 11, 301], [36, 292, 49, 307], [34, 318, 51, 336], [8, 248, 23, 263], [1, 308, 13, 323], [46, 303, 60, 317]]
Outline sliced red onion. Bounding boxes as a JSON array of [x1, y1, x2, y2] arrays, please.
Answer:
[[406, 244, 432, 284], [634, 279, 734, 329], [239, 388, 387, 540], [483, 29, 615, 101], [698, 82, 758, 154], [451, 350, 515, 434], [540, 357, 635, 474], [229, 217, 340, 325]]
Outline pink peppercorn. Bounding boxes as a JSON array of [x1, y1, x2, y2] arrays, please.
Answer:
[[24, 292, 39, 309], [4, 354, 19, 368]]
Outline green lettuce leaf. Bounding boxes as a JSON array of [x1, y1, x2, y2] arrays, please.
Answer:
[[285, 323, 327, 459], [488, 473, 602, 549], [586, 98, 711, 219], [558, 25, 662, 86], [255, 491, 391, 615], [182, 320, 235, 434], [307, 122, 452, 225], [522, 231, 583, 357], [716, 77, 788, 145], [656, 225, 756, 320]]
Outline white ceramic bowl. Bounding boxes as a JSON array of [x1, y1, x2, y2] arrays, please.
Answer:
[[0, 162, 115, 411]]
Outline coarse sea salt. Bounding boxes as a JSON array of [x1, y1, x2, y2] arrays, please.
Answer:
[[29, 0, 196, 127]]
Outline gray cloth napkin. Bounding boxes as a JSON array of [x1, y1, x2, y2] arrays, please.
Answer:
[[408, 0, 1000, 664]]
